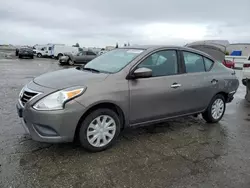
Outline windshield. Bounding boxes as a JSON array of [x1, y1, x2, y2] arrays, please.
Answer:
[[84, 48, 144, 73]]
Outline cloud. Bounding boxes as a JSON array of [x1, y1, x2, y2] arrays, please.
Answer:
[[1, 0, 250, 46]]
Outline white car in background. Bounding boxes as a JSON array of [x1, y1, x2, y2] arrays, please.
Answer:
[[242, 56, 250, 86], [98, 50, 108, 56]]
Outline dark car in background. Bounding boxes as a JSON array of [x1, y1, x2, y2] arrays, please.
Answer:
[[18, 47, 34, 59], [59, 50, 97, 65]]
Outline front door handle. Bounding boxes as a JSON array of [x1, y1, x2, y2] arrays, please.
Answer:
[[171, 83, 181, 89]]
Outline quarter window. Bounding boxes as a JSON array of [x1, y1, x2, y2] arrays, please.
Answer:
[[138, 50, 178, 77], [204, 57, 214, 71], [183, 51, 205, 73]]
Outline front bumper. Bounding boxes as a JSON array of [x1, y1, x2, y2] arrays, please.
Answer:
[[59, 57, 69, 63], [20, 53, 33, 57], [16, 97, 86, 143]]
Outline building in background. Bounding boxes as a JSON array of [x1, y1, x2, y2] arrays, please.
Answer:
[[226, 43, 250, 56]]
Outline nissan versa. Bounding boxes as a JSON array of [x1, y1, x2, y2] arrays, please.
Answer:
[[17, 46, 239, 152]]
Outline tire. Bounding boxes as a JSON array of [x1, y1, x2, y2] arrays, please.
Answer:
[[30, 56, 34, 59], [68, 59, 74, 65], [78, 108, 121, 152], [242, 79, 247, 86], [202, 94, 226, 123], [37, 53, 42, 58], [18, 55, 22, 59]]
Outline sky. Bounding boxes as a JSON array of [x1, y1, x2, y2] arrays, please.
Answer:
[[1, 0, 250, 47]]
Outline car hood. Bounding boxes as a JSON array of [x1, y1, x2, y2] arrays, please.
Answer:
[[33, 68, 109, 89]]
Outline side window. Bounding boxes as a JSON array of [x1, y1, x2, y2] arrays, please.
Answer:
[[203, 57, 214, 71], [183, 51, 205, 73], [48, 47, 52, 50], [138, 50, 178, 77], [87, 51, 96, 55]]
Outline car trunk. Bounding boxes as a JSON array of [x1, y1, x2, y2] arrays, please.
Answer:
[[185, 44, 225, 62]]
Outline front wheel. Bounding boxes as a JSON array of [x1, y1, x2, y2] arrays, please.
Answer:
[[78, 108, 121, 152], [37, 53, 42, 58], [202, 94, 226, 123]]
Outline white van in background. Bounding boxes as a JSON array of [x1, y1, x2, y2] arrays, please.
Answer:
[[33, 44, 79, 59], [53, 45, 79, 59], [33, 44, 55, 58]]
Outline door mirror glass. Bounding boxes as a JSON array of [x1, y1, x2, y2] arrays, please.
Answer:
[[133, 67, 152, 78]]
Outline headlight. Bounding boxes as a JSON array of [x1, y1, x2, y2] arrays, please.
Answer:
[[19, 87, 24, 99], [33, 87, 86, 111]]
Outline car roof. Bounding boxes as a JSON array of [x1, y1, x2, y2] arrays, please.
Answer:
[[121, 45, 215, 60]]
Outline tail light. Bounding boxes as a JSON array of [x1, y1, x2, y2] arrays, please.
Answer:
[[243, 64, 250, 68]]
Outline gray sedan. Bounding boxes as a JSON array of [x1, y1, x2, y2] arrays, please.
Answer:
[[17, 45, 239, 152], [59, 51, 97, 65]]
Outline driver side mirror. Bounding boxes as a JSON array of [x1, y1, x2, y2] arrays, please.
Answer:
[[130, 67, 152, 79]]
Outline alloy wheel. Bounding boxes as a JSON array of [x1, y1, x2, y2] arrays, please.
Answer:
[[211, 98, 225, 120]]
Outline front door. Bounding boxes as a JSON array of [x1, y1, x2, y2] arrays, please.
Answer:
[[129, 49, 189, 125], [86, 51, 96, 63]]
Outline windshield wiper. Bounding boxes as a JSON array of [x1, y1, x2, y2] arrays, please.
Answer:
[[76, 66, 100, 73]]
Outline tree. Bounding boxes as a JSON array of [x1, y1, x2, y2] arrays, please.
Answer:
[[124, 43, 127, 47], [115, 43, 119, 48], [127, 42, 130, 46]]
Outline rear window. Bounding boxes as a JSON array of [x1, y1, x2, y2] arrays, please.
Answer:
[[87, 51, 96, 55]]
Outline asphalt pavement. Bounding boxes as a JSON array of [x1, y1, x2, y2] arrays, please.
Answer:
[[0, 58, 250, 188]]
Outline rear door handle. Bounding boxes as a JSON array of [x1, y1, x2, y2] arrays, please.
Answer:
[[211, 79, 218, 84], [171, 83, 181, 89]]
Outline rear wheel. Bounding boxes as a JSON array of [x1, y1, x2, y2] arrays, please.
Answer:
[[78, 108, 121, 152], [18, 55, 22, 59], [202, 94, 226, 123]]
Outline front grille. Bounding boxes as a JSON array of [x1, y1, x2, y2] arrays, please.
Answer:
[[20, 90, 38, 106]]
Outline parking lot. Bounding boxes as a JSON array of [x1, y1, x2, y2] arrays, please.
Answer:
[[0, 58, 250, 188]]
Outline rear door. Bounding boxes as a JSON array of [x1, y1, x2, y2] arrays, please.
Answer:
[[75, 52, 85, 63], [179, 51, 216, 111], [86, 51, 96, 62]]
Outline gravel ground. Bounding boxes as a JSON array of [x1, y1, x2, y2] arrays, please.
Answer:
[[0, 58, 250, 188]]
